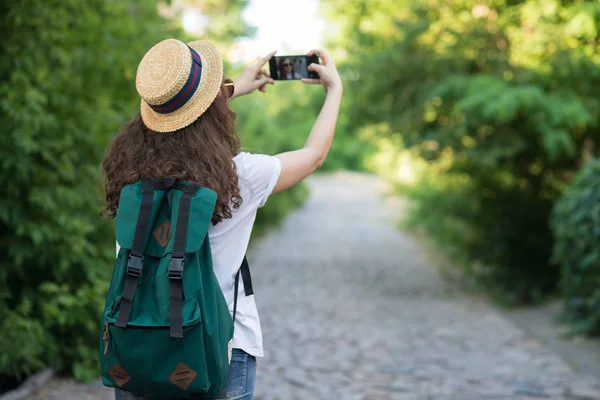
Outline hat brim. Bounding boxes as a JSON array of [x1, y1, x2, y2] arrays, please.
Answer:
[[140, 41, 224, 133]]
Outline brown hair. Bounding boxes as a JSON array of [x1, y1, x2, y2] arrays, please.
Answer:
[[102, 89, 242, 224], [278, 57, 296, 80]]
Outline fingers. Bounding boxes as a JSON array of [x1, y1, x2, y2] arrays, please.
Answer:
[[306, 48, 331, 65], [260, 67, 270, 78], [259, 81, 274, 92], [256, 77, 274, 92], [257, 51, 277, 67]]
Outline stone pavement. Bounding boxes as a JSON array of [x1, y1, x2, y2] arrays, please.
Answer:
[[251, 173, 600, 399], [27, 172, 600, 399]]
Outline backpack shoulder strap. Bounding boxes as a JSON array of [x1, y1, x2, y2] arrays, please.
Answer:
[[232, 256, 254, 324], [168, 183, 200, 338], [240, 256, 253, 296], [115, 179, 154, 329]]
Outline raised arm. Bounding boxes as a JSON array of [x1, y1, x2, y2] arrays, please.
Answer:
[[272, 49, 343, 194]]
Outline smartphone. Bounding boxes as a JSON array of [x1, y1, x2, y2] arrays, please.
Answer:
[[269, 55, 320, 81]]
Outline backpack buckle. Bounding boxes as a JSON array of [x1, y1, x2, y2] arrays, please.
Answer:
[[126, 254, 144, 277], [168, 257, 185, 280]]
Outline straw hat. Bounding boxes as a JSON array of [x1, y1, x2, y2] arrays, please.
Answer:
[[135, 39, 223, 133]]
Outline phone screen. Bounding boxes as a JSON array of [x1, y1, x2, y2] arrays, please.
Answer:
[[269, 55, 319, 81]]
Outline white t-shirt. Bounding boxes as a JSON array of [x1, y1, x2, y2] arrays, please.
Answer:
[[208, 152, 281, 357], [116, 152, 281, 358]]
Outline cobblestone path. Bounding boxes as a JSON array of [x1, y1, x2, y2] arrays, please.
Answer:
[[28, 172, 600, 400], [251, 173, 600, 400]]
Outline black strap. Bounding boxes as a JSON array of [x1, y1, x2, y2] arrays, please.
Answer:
[[240, 256, 253, 296], [233, 269, 240, 324], [115, 180, 154, 329], [232, 256, 253, 324], [168, 183, 199, 338]]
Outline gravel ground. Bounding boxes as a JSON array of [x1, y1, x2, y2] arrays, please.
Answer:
[[26, 172, 600, 400]]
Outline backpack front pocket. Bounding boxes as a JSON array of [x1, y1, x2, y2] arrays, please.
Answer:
[[101, 299, 225, 398]]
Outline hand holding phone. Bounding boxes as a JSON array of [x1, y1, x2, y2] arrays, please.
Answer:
[[269, 55, 320, 81], [229, 51, 276, 100], [300, 49, 342, 94]]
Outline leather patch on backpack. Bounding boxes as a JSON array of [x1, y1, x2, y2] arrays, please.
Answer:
[[153, 221, 171, 247], [108, 364, 131, 387], [169, 363, 197, 390]]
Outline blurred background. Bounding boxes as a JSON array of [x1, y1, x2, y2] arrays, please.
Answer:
[[1, 0, 600, 395]]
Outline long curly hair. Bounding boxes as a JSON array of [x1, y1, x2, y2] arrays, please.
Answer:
[[102, 88, 242, 224]]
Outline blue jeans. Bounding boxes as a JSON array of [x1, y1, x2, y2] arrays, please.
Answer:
[[115, 349, 256, 400]]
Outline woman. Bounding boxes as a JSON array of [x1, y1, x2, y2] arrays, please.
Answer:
[[103, 38, 342, 400], [278, 57, 302, 80]]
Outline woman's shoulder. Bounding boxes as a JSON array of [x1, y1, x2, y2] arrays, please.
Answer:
[[233, 151, 267, 171], [233, 152, 281, 205], [234, 152, 280, 179]]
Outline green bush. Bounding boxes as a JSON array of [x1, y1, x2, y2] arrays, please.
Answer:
[[552, 159, 600, 336], [403, 75, 592, 303], [0, 0, 176, 387], [325, 0, 600, 303]]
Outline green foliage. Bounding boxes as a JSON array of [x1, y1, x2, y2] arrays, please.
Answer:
[[323, 94, 372, 171], [0, 0, 176, 386], [325, 0, 600, 302], [552, 159, 600, 336]]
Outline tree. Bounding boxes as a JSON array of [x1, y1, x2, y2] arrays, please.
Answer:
[[324, 0, 600, 302]]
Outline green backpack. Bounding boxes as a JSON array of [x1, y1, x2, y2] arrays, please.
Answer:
[[99, 179, 252, 397]]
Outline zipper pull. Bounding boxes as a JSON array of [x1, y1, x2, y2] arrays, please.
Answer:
[[102, 322, 109, 355]]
